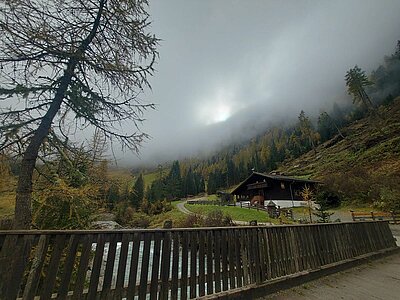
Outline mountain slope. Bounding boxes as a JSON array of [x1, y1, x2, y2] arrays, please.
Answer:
[[278, 97, 400, 206]]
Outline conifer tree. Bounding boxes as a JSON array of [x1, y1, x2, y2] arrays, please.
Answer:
[[0, 0, 159, 228], [166, 161, 183, 199], [131, 173, 144, 208], [226, 158, 236, 186], [345, 65, 374, 111]]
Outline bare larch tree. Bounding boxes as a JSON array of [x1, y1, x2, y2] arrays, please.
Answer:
[[0, 0, 159, 229]]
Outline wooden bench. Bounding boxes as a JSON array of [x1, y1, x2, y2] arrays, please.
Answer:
[[351, 211, 400, 224]]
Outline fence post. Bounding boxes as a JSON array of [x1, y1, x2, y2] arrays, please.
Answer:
[[163, 220, 172, 229], [371, 211, 375, 220], [391, 211, 397, 224], [350, 210, 355, 221]]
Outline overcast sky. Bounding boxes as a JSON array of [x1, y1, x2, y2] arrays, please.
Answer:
[[123, 1, 400, 166]]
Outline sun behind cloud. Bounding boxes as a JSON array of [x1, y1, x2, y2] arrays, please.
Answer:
[[197, 87, 243, 125]]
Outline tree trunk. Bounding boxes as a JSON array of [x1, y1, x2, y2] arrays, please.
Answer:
[[13, 1, 105, 229], [13, 67, 75, 229]]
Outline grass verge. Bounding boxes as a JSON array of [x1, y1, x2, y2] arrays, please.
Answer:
[[0, 191, 15, 219], [148, 201, 187, 228], [184, 203, 277, 223]]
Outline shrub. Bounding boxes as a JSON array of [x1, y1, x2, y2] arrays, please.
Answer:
[[129, 212, 151, 228], [375, 186, 400, 212], [315, 188, 341, 208], [177, 209, 234, 228], [148, 200, 172, 215], [115, 203, 135, 226], [115, 203, 151, 228], [33, 182, 95, 229], [203, 209, 233, 227], [178, 214, 204, 228]]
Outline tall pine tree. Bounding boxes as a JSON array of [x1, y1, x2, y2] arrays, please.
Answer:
[[130, 173, 144, 208]]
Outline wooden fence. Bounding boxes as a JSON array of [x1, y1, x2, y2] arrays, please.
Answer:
[[351, 211, 400, 224], [0, 222, 396, 300], [186, 200, 221, 206]]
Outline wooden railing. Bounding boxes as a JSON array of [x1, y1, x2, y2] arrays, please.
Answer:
[[240, 202, 268, 211], [0, 222, 396, 300], [351, 211, 400, 224]]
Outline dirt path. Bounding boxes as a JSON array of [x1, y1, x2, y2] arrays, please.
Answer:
[[176, 200, 194, 215]]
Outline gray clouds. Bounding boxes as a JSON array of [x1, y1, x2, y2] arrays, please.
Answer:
[[122, 0, 400, 166]]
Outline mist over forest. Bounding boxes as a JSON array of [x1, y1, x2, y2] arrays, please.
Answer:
[[122, 0, 400, 167]]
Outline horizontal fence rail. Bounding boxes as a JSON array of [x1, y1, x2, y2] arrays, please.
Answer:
[[186, 200, 221, 205], [351, 211, 400, 224], [0, 222, 396, 300]]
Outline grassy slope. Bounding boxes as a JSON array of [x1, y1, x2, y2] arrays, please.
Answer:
[[148, 201, 187, 228], [0, 191, 15, 218], [278, 99, 400, 183], [143, 171, 158, 189], [108, 168, 133, 183], [96, 168, 159, 189], [185, 203, 278, 223]]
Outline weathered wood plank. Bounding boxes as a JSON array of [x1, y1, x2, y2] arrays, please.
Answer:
[[278, 228, 289, 276], [180, 231, 189, 300], [150, 232, 162, 300], [7, 235, 34, 300], [235, 229, 243, 288], [87, 234, 105, 300], [189, 231, 198, 299], [316, 225, 327, 266], [23, 234, 50, 300], [310, 225, 319, 267], [127, 232, 142, 299], [159, 231, 172, 300], [239, 229, 249, 285], [101, 233, 119, 299], [262, 228, 272, 280], [0, 234, 18, 297], [265, 228, 276, 279], [40, 234, 67, 299], [269, 227, 279, 278], [206, 230, 213, 295], [198, 230, 206, 296], [221, 230, 229, 291], [57, 235, 80, 300], [245, 227, 255, 283], [171, 232, 180, 300], [115, 233, 130, 298], [138, 232, 151, 300], [252, 229, 261, 284], [288, 227, 299, 274], [303, 226, 312, 270], [214, 230, 222, 293], [228, 229, 236, 289], [72, 234, 93, 300]]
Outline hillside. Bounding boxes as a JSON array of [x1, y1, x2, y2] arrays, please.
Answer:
[[278, 97, 400, 206]]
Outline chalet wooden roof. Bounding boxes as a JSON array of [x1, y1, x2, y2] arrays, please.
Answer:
[[230, 171, 319, 195]]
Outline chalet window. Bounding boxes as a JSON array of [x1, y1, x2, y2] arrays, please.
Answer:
[[281, 182, 285, 189]]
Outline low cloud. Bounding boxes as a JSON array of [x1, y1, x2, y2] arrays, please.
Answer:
[[114, 0, 400, 167]]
